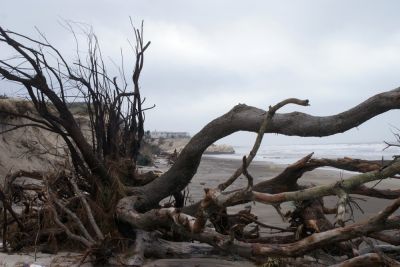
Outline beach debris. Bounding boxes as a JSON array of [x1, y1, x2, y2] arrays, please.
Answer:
[[0, 24, 400, 267]]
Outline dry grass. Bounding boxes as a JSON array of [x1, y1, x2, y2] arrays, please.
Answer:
[[0, 98, 35, 120]]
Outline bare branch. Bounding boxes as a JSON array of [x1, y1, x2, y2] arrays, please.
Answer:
[[218, 98, 309, 191], [69, 176, 104, 240]]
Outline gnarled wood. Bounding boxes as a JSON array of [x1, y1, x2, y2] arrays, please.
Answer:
[[2, 25, 400, 265], [331, 253, 384, 267], [132, 88, 400, 211]]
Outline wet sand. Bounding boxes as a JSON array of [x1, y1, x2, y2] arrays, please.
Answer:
[[190, 156, 399, 226]]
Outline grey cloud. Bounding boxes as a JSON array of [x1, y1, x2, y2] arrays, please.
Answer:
[[1, 1, 400, 145]]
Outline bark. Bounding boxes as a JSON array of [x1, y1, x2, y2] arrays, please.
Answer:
[[369, 231, 400, 245], [117, 165, 400, 259], [115, 88, 400, 263], [182, 153, 400, 217], [218, 98, 309, 191], [253, 158, 400, 206], [331, 253, 384, 267], [117, 195, 400, 260], [109, 230, 218, 265], [131, 88, 400, 211], [352, 185, 400, 199]]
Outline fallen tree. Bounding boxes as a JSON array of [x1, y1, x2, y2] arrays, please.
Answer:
[[0, 24, 400, 266]]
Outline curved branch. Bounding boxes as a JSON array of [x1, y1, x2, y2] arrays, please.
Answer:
[[218, 98, 309, 191], [117, 193, 400, 260], [331, 253, 385, 267], [133, 88, 400, 211], [253, 159, 400, 205]]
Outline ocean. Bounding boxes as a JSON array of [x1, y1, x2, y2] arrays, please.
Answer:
[[207, 142, 399, 165]]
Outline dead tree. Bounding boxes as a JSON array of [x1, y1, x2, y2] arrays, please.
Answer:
[[69, 24, 152, 163], [0, 24, 152, 199], [1, 24, 400, 265]]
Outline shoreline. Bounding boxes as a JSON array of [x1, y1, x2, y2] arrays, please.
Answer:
[[193, 156, 398, 223]]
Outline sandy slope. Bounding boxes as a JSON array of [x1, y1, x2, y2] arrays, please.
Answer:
[[0, 99, 94, 180], [0, 99, 66, 179]]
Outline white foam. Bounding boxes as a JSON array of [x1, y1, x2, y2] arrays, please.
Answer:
[[206, 142, 399, 165]]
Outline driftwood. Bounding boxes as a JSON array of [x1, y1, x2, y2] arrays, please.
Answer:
[[0, 24, 400, 266], [127, 88, 400, 212]]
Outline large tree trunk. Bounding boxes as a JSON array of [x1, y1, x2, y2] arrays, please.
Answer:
[[127, 88, 400, 212], [114, 88, 400, 264]]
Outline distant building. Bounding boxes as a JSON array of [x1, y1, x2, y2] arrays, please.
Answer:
[[150, 131, 190, 139]]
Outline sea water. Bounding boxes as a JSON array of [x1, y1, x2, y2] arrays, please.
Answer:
[[207, 142, 399, 165]]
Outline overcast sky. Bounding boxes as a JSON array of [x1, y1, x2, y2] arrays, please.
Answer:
[[1, 1, 400, 146]]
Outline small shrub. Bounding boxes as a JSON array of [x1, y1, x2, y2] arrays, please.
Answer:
[[137, 153, 152, 166]]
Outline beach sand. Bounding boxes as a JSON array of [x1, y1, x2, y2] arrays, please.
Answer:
[[191, 156, 398, 226]]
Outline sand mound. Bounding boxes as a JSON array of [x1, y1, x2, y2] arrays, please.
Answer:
[[0, 99, 69, 179]]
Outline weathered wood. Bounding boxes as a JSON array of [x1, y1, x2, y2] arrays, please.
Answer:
[[253, 159, 400, 205], [330, 253, 384, 267], [131, 88, 400, 211]]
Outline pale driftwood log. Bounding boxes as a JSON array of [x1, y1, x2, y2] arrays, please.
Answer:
[[193, 202, 400, 259], [330, 253, 384, 267], [181, 153, 397, 219], [368, 231, 400, 245], [110, 230, 219, 265], [244, 153, 396, 197], [116, 141, 400, 262], [188, 157, 400, 240], [113, 230, 146, 266], [253, 158, 400, 205], [83, 203, 400, 264], [117, 195, 400, 260], [352, 185, 400, 199], [182, 158, 400, 218]]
